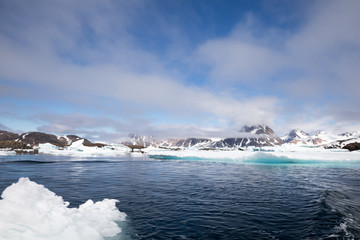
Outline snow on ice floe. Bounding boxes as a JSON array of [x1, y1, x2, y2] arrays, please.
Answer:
[[37, 139, 130, 157], [146, 145, 360, 162], [0, 149, 16, 155], [0, 177, 126, 240]]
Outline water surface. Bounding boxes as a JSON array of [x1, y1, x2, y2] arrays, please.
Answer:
[[0, 154, 359, 239]]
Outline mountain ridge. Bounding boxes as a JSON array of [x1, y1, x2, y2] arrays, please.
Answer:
[[1, 125, 360, 152], [125, 125, 360, 151], [0, 130, 104, 149]]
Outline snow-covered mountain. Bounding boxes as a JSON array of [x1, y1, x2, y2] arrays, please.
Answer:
[[281, 129, 360, 148], [211, 125, 283, 148], [2, 126, 360, 154], [325, 131, 360, 149], [130, 125, 360, 150], [282, 129, 309, 143], [281, 129, 324, 145]]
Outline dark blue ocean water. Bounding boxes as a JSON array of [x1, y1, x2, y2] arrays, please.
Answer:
[[0, 154, 360, 240]]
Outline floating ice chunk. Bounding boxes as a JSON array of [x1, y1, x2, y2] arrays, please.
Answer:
[[0, 177, 126, 240], [37, 140, 130, 157], [0, 149, 16, 155]]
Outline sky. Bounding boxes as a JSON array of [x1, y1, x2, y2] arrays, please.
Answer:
[[0, 0, 360, 142]]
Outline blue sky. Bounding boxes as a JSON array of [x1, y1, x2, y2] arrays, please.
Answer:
[[1, 0, 360, 142]]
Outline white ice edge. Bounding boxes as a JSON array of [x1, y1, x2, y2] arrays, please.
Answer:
[[1, 140, 360, 161], [146, 146, 360, 161], [0, 177, 126, 240]]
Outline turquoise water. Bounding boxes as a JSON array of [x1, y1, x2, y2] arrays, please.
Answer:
[[0, 154, 360, 239], [149, 153, 360, 168]]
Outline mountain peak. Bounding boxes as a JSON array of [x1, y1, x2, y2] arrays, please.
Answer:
[[283, 129, 310, 143], [240, 124, 275, 135], [288, 129, 309, 138]]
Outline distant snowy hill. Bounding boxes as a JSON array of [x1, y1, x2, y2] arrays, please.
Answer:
[[282, 129, 309, 143], [325, 131, 360, 149], [281, 129, 323, 145], [281, 129, 360, 149]]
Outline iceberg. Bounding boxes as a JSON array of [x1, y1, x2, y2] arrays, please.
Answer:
[[0, 178, 126, 240], [37, 139, 130, 157]]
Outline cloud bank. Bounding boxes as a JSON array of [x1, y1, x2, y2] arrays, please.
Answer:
[[0, 0, 359, 141]]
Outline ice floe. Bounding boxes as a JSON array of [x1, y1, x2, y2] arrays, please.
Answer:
[[0, 177, 126, 240]]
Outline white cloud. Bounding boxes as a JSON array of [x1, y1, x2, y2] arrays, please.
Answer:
[[0, 0, 280, 139], [197, 38, 283, 82], [1, 0, 359, 139], [196, 0, 360, 132]]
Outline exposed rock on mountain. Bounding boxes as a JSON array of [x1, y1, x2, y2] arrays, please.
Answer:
[[0, 140, 32, 150], [175, 138, 213, 148], [19, 132, 61, 146], [0, 130, 19, 141], [343, 142, 360, 151]]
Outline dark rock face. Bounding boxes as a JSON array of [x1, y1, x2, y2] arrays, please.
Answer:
[[20, 132, 61, 146], [20, 132, 97, 147], [82, 139, 106, 147], [0, 140, 32, 150], [0, 130, 19, 141], [343, 142, 360, 151]]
